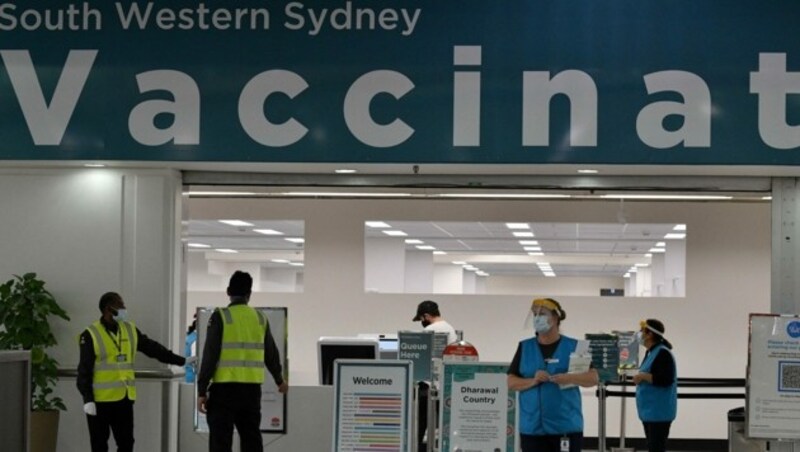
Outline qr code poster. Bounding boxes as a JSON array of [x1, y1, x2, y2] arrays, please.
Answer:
[[746, 314, 800, 440]]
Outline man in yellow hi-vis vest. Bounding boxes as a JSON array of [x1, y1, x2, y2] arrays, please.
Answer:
[[197, 271, 288, 452], [77, 292, 191, 452]]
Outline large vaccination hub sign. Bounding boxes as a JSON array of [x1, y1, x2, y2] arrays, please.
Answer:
[[1, 0, 800, 165]]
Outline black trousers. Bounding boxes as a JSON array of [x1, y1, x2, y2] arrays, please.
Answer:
[[86, 398, 134, 452], [206, 383, 263, 452], [642, 421, 672, 452], [520, 432, 583, 452]]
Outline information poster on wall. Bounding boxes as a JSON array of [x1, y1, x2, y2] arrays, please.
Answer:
[[195, 306, 287, 433], [585, 333, 620, 383], [398, 331, 434, 382], [440, 362, 516, 452], [333, 359, 413, 452], [747, 314, 800, 440]]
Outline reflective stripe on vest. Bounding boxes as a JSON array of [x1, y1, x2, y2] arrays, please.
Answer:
[[87, 320, 138, 402], [212, 305, 267, 384]]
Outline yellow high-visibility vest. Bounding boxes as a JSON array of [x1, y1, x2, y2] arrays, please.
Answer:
[[212, 305, 267, 384], [86, 320, 138, 402]]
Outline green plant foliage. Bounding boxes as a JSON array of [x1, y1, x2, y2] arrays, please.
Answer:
[[0, 273, 70, 411]]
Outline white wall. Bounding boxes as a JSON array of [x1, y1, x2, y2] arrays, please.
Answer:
[[187, 197, 771, 440], [487, 275, 625, 296], [0, 168, 184, 452]]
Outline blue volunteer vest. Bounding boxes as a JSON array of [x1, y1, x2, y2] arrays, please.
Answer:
[[518, 335, 583, 435], [636, 344, 678, 422]]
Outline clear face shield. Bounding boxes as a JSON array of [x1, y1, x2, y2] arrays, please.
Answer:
[[523, 298, 562, 333]]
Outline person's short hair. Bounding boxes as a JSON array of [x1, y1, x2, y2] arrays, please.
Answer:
[[98, 292, 122, 312], [413, 300, 440, 321], [227, 271, 253, 297]]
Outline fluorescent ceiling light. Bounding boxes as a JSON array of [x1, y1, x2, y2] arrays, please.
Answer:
[[528, 252, 544, 256], [543, 272, 556, 277], [762, 196, 773, 200], [187, 243, 211, 248], [673, 224, 687, 231], [289, 262, 304, 267], [188, 191, 258, 196], [416, 245, 436, 250], [366, 221, 391, 228], [600, 194, 733, 200], [624, 273, 631, 278], [282, 192, 412, 197], [215, 248, 238, 253], [577, 169, 598, 174], [519, 240, 539, 245], [634, 263, 649, 267], [523, 246, 542, 251], [382, 230, 408, 237], [463, 265, 478, 271], [334, 169, 357, 174], [404, 239, 424, 244], [506, 222, 530, 229], [452, 261, 467, 265], [271, 259, 290, 263], [84, 163, 106, 168], [664, 233, 686, 239], [285, 237, 305, 243], [656, 242, 666, 247], [433, 251, 447, 255], [253, 229, 283, 235], [649, 248, 666, 253], [645, 253, 652, 257], [513, 231, 535, 238], [219, 220, 254, 227], [437, 193, 571, 199], [476, 271, 489, 276]]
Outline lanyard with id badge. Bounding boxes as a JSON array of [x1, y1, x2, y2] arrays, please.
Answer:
[[110, 328, 129, 365]]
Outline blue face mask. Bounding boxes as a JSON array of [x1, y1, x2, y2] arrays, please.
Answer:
[[533, 315, 552, 333], [113, 308, 128, 322]]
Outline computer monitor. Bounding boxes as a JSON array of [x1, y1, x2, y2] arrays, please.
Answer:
[[357, 333, 399, 360], [317, 337, 379, 385], [378, 337, 399, 360]]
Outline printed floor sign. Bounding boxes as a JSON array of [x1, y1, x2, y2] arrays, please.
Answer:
[[333, 359, 413, 452], [440, 362, 516, 452], [746, 313, 800, 440]]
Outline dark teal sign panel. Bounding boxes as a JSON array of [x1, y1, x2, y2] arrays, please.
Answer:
[[1, 0, 800, 164]]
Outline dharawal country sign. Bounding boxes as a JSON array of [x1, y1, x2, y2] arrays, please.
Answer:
[[1, 0, 800, 165]]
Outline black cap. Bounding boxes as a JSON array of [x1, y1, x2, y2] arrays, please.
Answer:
[[413, 300, 439, 321]]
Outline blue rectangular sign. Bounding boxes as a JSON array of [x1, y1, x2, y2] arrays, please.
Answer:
[[2, 0, 800, 165]]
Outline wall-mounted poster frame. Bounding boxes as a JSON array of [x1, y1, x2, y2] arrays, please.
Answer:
[[195, 306, 288, 433], [332, 359, 413, 452], [746, 313, 800, 440]]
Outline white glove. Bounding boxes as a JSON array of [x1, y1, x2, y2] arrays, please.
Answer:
[[83, 402, 97, 416], [185, 356, 197, 366]]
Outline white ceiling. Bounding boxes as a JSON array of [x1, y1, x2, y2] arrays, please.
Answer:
[[186, 219, 683, 278]]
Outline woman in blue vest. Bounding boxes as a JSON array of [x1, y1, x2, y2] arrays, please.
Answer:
[[508, 298, 599, 452], [633, 319, 677, 452]]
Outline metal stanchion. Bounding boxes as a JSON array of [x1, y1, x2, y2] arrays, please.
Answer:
[[413, 383, 420, 452], [598, 383, 607, 452], [427, 385, 437, 452], [619, 381, 627, 450]]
